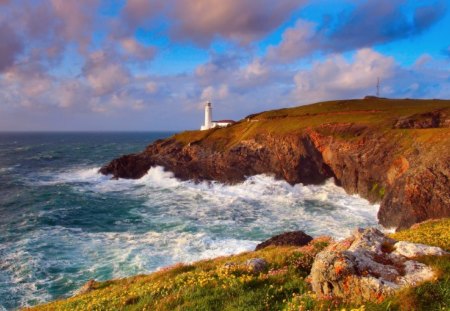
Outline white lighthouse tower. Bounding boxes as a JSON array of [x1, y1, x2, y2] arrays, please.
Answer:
[[200, 102, 213, 130], [200, 101, 235, 130]]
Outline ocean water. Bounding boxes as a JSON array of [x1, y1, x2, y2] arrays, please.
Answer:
[[0, 132, 379, 310]]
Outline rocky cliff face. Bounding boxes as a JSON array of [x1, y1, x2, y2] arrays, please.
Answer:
[[100, 98, 450, 230]]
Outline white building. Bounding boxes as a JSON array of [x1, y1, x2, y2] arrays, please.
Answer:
[[200, 102, 235, 131]]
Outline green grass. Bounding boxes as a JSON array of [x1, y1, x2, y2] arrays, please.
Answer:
[[27, 219, 450, 310], [27, 239, 331, 311], [173, 98, 450, 151], [390, 218, 450, 251]]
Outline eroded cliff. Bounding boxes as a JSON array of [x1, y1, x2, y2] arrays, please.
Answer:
[[100, 98, 450, 230]]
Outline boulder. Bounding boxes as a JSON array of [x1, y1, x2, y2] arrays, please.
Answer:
[[310, 228, 447, 304], [255, 231, 313, 251], [245, 258, 268, 274]]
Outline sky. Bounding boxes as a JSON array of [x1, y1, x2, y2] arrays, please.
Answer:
[[0, 0, 449, 131]]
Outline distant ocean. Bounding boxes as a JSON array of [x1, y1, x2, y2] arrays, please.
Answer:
[[0, 132, 379, 310]]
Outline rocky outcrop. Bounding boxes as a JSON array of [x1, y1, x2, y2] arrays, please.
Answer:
[[244, 258, 268, 274], [255, 231, 313, 251], [100, 99, 450, 229], [76, 279, 97, 295], [309, 228, 447, 304], [393, 109, 449, 129]]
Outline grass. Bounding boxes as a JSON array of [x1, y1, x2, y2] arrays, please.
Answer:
[[27, 239, 331, 311], [173, 98, 450, 152], [390, 218, 450, 251], [27, 219, 450, 311]]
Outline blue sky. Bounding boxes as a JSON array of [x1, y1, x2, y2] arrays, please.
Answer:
[[0, 0, 449, 131]]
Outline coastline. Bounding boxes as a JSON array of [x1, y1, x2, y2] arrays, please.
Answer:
[[101, 98, 450, 230]]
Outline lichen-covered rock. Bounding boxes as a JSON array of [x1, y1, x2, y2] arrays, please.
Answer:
[[393, 241, 447, 258], [255, 231, 313, 251], [245, 258, 268, 274], [310, 228, 447, 304]]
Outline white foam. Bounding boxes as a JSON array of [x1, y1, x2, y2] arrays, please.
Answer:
[[0, 225, 258, 308], [40, 166, 379, 239], [0, 166, 14, 173], [137, 166, 180, 188]]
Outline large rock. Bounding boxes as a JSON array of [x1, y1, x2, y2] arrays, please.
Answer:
[[255, 231, 313, 251], [310, 228, 447, 304], [244, 258, 268, 274]]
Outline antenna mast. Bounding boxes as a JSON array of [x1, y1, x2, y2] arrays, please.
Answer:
[[376, 77, 380, 97]]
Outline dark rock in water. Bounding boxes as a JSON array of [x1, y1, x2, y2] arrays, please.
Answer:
[[255, 231, 313, 251], [99, 153, 155, 179]]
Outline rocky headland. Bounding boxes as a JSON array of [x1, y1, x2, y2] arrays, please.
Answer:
[[100, 98, 450, 230]]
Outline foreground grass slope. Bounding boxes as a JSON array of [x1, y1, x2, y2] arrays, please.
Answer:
[[28, 219, 450, 311]]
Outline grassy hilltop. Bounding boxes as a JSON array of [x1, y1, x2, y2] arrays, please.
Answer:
[[173, 98, 450, 152], [27, 219, 450, 311]]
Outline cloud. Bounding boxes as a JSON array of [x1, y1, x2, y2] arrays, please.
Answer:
[[267, 20, 318, 61], [83, 51, 131, 96], [49, 0, 100, 48], [329, 0, 445, 49], [269, 0, 446, 62], [116, 0, 163, 37], [291, 49, 450, 103], [200, 84, 229, 102], [169, 0, 303, 45], [0, 23, 23, 71], [116, 0, 306, 46], [120, 37, 156, 60], [292, 49, 396, 102], [0, 0, 448, 131]]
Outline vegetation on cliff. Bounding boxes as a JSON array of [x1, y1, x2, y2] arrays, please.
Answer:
[[173, 97, 449, 149], [28, 219, 449, 311]]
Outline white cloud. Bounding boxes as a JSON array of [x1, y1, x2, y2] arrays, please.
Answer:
[[292, 49, 396, 102], [200, 84, 229, 102], [120, 37, 156, 60], [267, 20, 318, 62], [83, 51, 130, 96]]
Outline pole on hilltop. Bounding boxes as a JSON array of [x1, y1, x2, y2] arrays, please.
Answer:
[[376, 77, 380, 97]]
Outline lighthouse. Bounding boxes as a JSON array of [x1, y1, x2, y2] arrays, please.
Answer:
[[200, 102, 212, 130], [200, 101, 235, 130]]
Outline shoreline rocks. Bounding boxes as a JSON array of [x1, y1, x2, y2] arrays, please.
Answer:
[[255, 231, 313, 251]]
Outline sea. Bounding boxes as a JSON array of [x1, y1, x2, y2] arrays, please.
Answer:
[[0, 132, 379, 310]]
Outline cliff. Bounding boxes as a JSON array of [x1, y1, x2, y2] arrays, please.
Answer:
[[100, 98, 450, 230]]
